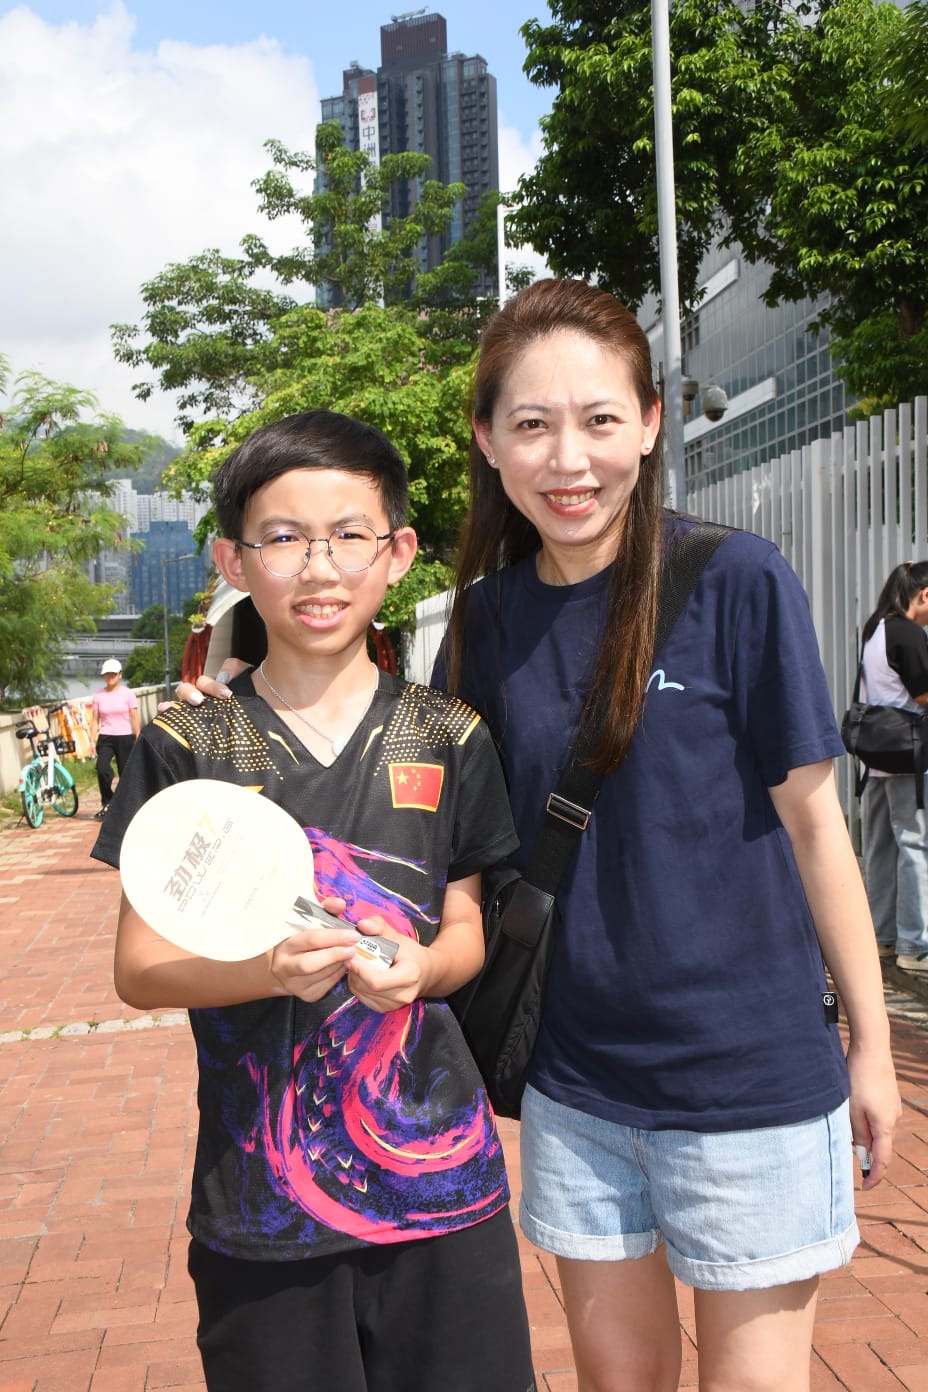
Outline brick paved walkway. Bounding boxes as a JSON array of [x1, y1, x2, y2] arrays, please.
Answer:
[[1, 803, 927, 1390]]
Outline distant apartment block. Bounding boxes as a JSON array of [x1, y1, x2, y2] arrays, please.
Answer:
[[88, 481, 212, 614], [128, 519, 211, 616], [317, 10, 499, 304]]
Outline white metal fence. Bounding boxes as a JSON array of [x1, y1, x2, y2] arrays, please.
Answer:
[[687, 397, 928, 829], [411, 397, 928, 831]]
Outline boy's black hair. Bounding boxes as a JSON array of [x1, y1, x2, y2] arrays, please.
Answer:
[[213, 410, 409, 540]]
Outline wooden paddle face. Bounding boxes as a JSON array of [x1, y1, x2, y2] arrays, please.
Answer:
[[120, 780, 315, 960]]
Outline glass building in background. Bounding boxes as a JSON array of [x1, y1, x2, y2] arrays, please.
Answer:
[[643, 241, 849, 491], [316, 10, 499, 305], [129, 520, 210, 615]]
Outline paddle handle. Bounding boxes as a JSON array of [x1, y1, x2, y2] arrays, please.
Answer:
[[286, 896, 398, 968]]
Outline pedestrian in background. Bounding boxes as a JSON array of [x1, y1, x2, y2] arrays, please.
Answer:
[[90, 658, 140, 819], [860, 561, 928, 972]]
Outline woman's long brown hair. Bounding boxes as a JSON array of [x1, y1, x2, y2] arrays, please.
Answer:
[[445, 278, 665, 774]]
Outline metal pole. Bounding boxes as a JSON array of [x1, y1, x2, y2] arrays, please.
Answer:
[[161, 556, 171, 701], [652, 0, 686, 511], [497, 202, 509, 311], [161, 552, 195, 700]]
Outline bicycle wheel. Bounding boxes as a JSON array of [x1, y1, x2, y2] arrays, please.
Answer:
[[51, 764, 79, 817], [20, 764, 44, 828]]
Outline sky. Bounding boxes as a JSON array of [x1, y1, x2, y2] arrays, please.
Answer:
[[0, 1, 552, 444]]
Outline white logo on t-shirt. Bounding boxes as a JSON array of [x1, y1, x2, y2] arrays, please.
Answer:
[[647, 668, 685, 693]]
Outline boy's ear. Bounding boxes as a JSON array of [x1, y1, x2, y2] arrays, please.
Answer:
[[386, 527, 418, 585], [212, 537, 251, 593]]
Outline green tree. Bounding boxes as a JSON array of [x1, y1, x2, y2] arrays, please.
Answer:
[[415, 189, 536, 322], [0, 359, 146, 706], [253, 125, 467, 308], [112, 125, 468, 437], [124, 596, 208, 687], [733, 0, 928, 409], [513, 0, 928, 405], [170, 301, 475, 631], [123, 611, 192, 688], [889, 0, 928, 149], [111, 125, 518, 640], [512, 0, 787, 313], [110, 432, 180, 492]]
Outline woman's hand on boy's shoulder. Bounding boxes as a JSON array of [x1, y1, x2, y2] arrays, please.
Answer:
[[164, 658, 248, 711]]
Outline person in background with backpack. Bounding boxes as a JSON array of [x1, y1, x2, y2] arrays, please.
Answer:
[[860, 561, 928, 972]]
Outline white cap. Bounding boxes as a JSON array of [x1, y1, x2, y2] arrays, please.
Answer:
[[100, 658, 122, 675]]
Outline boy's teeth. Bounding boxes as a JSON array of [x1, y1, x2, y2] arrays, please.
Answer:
[[299, 603, 341, 617]]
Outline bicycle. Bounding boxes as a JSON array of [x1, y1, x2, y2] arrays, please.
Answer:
[[15, 704, 80, 827]]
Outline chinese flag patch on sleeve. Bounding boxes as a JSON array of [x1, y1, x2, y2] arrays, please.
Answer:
[[388, 763, 444, 812]]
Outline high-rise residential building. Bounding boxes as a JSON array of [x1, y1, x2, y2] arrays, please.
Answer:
[[84, 481, 212, 614], [129, 520, 211, 616], [317, 10, 499, 304]]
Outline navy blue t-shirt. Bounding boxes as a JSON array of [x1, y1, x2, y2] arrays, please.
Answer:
[[434, 519, 849, 1132]]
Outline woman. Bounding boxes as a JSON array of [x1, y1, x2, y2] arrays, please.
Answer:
[[186, 279, 899, 1392], [858, 562, 928, 972], [90, 657, 140, 819]]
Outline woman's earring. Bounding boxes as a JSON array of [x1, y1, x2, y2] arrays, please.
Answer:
[[486, 454, 496, 466]]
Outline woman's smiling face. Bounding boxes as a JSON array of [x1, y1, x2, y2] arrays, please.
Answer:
[[473, 329, 661, 586]]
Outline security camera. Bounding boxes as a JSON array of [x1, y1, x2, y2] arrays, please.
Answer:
[[701, 384, 729, 423], [680, 375, 699, 405]]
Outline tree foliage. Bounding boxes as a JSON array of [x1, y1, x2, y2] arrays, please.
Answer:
[[0, 359, 146, 705], [112, 125, 470, 436], [112, 126, 526, 635], [124, 602, 201, 688], [513, 0, 928, 406], [169, 302, 476, 631]]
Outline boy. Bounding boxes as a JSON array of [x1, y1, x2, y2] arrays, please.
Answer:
[[92, 411, 535, 1392]]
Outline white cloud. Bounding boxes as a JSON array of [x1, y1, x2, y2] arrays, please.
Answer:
[[0, 3, 319, 442], [497, 119, 543, 191], [497, 120, 549, 284]]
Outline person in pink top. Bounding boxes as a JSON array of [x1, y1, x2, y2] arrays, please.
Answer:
[[90, 659, 140, 818]]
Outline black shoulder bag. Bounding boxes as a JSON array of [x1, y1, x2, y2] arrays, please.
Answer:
[[841, 662, 928, 808], [449, 521, 730, 1119]]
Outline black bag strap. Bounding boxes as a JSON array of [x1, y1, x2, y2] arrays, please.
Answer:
[[848, 660, 870, 798], [522, 521, 731, 895], [848, 660, 871, 799]]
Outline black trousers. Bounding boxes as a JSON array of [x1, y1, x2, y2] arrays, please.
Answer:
[[95, 733, 135, 805], [188, 1208, 536, 1392]]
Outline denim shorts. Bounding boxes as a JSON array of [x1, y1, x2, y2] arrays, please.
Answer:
[[519, 1086, 859, 1291]]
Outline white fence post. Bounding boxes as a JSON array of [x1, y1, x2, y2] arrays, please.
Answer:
[[685, 397, 928, 827]]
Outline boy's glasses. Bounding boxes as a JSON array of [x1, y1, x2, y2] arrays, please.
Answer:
[[237, 525, 396, 577]]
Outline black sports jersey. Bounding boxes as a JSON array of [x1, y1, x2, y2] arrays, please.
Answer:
[[92, 671, 519, 1260]]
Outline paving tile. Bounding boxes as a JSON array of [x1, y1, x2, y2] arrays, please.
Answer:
[[6, 816, 928, 1391], [817, 1340, 915, 1389], [893, 1366, 928, 1391]]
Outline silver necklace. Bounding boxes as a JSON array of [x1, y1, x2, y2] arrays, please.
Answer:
[[258, 661, 379, 757]]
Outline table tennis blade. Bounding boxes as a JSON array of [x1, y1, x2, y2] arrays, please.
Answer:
[[120, 779, 323, 961]]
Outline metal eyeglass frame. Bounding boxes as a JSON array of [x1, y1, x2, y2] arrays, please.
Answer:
[[236, 526, 396, 576]]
